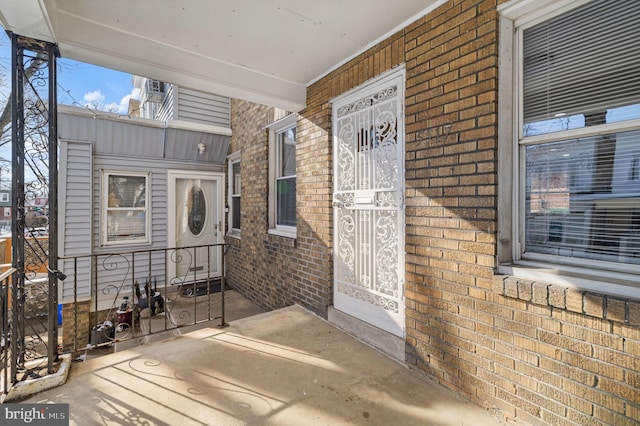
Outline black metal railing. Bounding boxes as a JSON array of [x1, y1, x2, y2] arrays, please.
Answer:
[[0, 237, 60, 400], [0, 266, 17, 397], [59, 243, 228, 353], [1, 31, 59, 398]]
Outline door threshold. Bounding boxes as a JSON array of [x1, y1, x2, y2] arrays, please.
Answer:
[[328, 306, 405, 363]]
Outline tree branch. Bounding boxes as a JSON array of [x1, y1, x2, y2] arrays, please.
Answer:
[[0, 51, 48, 144]]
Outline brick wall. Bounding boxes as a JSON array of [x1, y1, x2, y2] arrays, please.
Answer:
[[402, 1, 638, 425], [490, 277, 640, 425], [225, 100, 333, 316], [61, 300, 90, 353], [226, 0, 640, 424]]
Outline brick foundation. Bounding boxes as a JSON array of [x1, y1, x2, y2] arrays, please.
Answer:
[[61, 300, 91, 353]]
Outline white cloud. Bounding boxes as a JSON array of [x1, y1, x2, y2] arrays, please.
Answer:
[[82, 87, 141, 114], [83, 90, 105, 107], [114, 87, 141, 114]]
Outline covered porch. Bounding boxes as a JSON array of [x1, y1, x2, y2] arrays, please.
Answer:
[[0, 0, 448, 401], [18, 304, 500, 425]]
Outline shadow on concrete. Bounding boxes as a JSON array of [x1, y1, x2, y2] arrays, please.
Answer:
[[18, 303, 502, 425]]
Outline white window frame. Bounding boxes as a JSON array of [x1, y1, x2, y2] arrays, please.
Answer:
[[267, 113, 297, 238], [227, 151, 241, 238], [497, 0, 640, 298], [101, 170, 151, 246], [0, 193, 8, 202]]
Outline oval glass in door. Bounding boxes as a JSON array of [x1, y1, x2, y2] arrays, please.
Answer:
[[188, 186, 206, 236], [171, 174, 221, 281]]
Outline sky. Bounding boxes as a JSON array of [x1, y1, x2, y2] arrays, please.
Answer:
[[0, 30, 140, 115], [57, 58, 140, 114], [0, 29, 140, 189]]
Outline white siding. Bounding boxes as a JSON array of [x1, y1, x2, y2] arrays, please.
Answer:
[[91, 155, 223, 296], [155, 84, 175, 122], [59, 141, 92, 302], [177, 88, 230, 128], [58, 107, 228, 304]]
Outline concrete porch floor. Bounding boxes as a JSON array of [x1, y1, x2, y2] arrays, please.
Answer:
[[19, 302, 503, 425]]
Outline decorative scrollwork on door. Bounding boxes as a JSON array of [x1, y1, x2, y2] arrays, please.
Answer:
[[333, 72, 405, 336]]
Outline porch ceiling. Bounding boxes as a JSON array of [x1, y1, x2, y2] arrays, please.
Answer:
[[0, 0, 443, 112]]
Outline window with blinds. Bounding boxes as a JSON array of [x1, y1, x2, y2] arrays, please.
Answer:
[[102, 172, 149, 245], [520, 0, 640, 267]]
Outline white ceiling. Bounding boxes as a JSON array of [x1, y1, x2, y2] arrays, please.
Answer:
[[0, 0, 443, 111]]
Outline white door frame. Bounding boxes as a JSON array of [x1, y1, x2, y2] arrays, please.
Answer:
[[167, 170, 225, 283]]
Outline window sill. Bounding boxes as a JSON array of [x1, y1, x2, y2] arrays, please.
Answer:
[[98, 240, 152, 251], [268, 228, 296, 240], [226, 230, 241, 240], [495, 263, 640, 325], [497, 262, 640, 299]]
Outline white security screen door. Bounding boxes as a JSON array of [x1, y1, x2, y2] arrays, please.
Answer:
[[332, 68, 405, 337], [168, 171, 224, 282]]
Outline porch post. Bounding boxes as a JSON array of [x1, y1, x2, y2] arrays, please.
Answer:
[[47, 41, 60, 371], [9, 32, 61, 377], [10, 31, 26, 380]]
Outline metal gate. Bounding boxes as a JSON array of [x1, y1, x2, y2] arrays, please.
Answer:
[[332, 68, 405, 337], [1, 32, 60, 397]]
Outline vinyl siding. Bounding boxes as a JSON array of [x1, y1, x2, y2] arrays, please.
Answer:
[[176, 88, 230, 128], [58, 106, 230, 163], [155, 85, 175, 122], [59, 140, 92, 302], [90, 155, 223, 298], [58, 107, 227, 303]]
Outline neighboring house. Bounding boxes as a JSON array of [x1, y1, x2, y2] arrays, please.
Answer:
[[57, 96, 231, 317], [133, 76, 231, 128], [223, 1, 640, 426], [0, 190, 10, 229]]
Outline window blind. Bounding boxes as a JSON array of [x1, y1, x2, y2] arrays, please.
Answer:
[[523, 0, 640, 125], [525, 130, 640, 265]]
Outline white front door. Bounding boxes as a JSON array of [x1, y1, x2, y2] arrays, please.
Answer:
[[332, 68, 405, 337], [168, 171, 224, 282]]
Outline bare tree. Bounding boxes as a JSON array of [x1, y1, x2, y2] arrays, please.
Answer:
[[0, 51, 48, 145]]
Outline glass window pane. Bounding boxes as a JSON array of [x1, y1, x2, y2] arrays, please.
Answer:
[[107, 210, 146, 242], [277, 177, 296, 226], [279, 128, 296, 177], [108, 175, 146, 208], [525, 130, 640, 265], [232, 196, 241, 230], [187, 186, 207, 235], [105, 173, 148, 244], [232, 162, 241, 195]]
